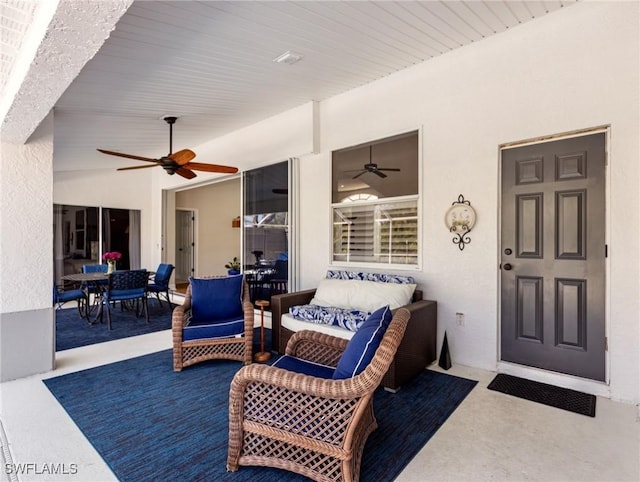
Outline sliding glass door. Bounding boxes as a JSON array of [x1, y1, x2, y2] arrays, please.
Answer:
[[53, 204, 141, 284], [242, 161, 290, 304]]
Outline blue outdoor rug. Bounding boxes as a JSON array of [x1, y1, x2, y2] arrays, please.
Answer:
[[55, 301, 174, 351], [44, 351, 477, 481]]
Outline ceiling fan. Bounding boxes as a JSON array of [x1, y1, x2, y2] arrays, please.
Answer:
[[348, 145, 400, 179], [97, 116, 238, 180]]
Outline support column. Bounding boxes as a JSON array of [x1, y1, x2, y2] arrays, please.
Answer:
[[0, 113, 55, 381]]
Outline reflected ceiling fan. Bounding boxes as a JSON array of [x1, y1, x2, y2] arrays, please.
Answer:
[[348, 145, 400, 179], [97, 116, 238, 180]]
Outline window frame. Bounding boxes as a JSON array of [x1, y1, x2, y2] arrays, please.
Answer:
[[329, 129, 422, 271]]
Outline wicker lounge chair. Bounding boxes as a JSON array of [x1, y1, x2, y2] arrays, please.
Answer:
[[172, 275, 254, 371], [227, 307, 410, 482]]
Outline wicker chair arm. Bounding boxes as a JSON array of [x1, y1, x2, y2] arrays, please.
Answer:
[[284, 329, 349, 367], [232, 308, 410, 400], [227, 308, 410, 478], [231, 362, 372, 402], [171, 300, 191, 332]]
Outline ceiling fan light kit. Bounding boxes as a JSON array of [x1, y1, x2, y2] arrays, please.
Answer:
[[97, 116, 238, 180]]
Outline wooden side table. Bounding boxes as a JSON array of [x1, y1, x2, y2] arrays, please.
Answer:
[[254, 300, 271, 362]]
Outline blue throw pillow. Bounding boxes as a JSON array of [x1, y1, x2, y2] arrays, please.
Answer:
[[333, 305, 392, 379], [189, 275, 243, 323]]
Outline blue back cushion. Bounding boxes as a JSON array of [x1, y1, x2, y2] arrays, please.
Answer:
[[333, 305, 393, 379], [189, 275, 243, 323], [154, 263, 173, 285], [83, 264, 108, 273]]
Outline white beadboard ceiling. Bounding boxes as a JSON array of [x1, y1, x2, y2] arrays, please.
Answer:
[[0, 0, 38, 95], [11, 0, 578, 172]]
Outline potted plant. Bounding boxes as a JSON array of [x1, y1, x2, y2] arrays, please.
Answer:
[[225, 257, 241, 275]]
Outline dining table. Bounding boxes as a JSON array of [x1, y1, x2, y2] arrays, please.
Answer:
[[61, 270, 155, 324]]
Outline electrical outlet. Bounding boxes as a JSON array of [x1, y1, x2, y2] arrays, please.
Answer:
[[456, 312, 465, 326]]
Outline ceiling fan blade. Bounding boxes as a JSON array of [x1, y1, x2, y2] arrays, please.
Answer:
[[170, 149, 196, 165], [374, 170, 387, 178], [117, 164, 159, 171], [186, 162, 238, 174], [352, 171, 366, 179], [97, 149, 159, 163], [378, 168, 401, 172], [176, 167, 197, 179]]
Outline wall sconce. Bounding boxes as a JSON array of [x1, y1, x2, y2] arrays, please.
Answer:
[[445, 194, 476, 250], [231, 216, 240, 228]]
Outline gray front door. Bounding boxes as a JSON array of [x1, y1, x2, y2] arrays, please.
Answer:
[[500, 132, 606, 381]]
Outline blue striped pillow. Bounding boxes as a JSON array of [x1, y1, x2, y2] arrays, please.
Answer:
[[332, 305, 392, 379]]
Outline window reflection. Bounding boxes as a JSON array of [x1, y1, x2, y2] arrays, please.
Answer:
[[331, 131, 419, 267], [53, 204, 141, 285], [243, 161, 289, 304]]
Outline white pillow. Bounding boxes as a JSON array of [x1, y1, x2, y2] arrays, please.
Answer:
[[310, 278, 416, 312], [310, 278, 352, 308], [348, 279, 416, 312]]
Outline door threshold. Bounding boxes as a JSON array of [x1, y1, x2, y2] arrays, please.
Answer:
[[497, 361, 610, 399]]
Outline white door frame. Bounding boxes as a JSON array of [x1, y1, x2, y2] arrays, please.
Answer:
[[496, 125, 611, 398]]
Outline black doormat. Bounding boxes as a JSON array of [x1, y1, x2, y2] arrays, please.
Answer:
[[487, 374, 596, 417]]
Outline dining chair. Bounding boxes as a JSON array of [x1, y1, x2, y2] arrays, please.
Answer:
[[101, 269, 149, 330], [147, 263, 174, 310], [268, 259, 288, 296], [53, 283, 87, 318], [81, 263, 108, 292], [82, 263, 109, 316]]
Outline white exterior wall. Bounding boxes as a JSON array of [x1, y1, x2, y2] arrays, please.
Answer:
[[0, 113, 55, 380], [299, 1, 639, 403]]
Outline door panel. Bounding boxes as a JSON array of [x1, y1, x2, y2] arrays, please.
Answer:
[[501, 133, 606, 381]]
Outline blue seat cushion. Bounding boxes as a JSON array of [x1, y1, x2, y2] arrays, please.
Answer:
[[189, 275, 243, 324], [272, 355, 335, 379], [333, 305, 393, 380], [183, 316, 245, 341], [57, 289, 85, 303], [106, 288, 145, 301]]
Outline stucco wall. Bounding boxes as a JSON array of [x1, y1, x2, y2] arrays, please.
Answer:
[[0, 113, 55, 380], [298, 1, 639, 403]]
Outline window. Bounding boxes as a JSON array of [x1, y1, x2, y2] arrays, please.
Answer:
[[331, 131, 419, 267]]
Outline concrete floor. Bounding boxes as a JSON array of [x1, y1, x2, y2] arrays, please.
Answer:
[[0, 308, 638, 482]]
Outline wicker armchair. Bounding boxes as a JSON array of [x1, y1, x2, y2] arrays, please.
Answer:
[[172, 276, 254, 371], [227, 307, 410, 482]]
